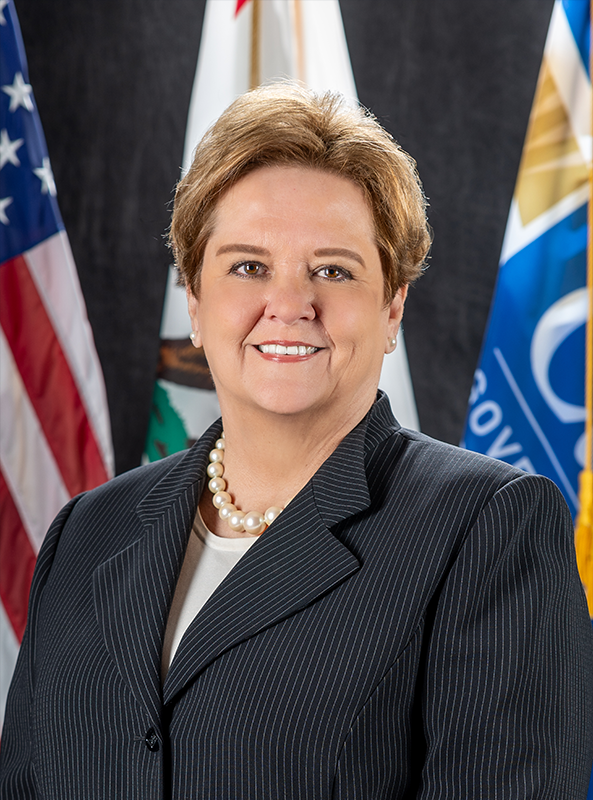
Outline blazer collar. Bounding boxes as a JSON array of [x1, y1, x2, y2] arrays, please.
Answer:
[[94, 394, 400, 719], [311, 390, 400, 527]]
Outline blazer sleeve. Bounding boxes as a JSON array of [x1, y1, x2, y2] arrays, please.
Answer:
[[418, 473, 593, 799], [0, 495, 82, 799]]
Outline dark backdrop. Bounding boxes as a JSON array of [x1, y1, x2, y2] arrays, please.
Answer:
[[17, 0, 554, 474]]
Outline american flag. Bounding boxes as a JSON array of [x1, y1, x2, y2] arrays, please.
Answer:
[[0, 0, 114, 728]]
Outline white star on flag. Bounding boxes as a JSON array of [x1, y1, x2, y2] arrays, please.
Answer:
[[0, 128, 24, 168], [33, 156, 57, 195], [0, 196, 13, 224], [2, 71, 34, 112], [0, 0, 9, 26]]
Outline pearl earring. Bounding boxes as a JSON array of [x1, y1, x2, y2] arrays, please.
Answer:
[[189, 331, 196, 342], [389, 338, 397, 347]]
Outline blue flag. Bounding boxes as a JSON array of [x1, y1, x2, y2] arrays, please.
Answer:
[[463, 0, 590, 523], [463, 5, 592, 793]]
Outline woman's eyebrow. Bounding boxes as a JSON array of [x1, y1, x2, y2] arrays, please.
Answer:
[[216, 243, 271, 257], [314, 248, 365, 266]]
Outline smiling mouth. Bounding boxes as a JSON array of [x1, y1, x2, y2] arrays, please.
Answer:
[[256, 344, 321, 355]]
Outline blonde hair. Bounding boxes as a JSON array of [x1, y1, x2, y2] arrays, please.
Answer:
[[171, 82, 431, 302]]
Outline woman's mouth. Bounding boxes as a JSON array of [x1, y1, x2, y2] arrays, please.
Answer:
[[256, 344, 320, 355]]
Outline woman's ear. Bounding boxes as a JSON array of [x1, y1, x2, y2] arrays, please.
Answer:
[[385, 285, 408, 353], [186, 285, 203, 348]]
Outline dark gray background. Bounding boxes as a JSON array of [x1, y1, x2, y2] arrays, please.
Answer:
[[17, 0, 554, 474]]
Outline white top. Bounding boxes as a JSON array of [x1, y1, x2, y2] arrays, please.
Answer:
[[161, 510, 257, 680]]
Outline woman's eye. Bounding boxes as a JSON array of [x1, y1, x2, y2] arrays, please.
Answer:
[[315, 266, 351, 281], [231, 261, 266, 277]]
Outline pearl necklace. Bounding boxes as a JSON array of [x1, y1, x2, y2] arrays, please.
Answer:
[[207, 434, 284, 535]]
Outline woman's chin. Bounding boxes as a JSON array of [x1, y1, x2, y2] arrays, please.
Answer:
[[227, 383, 333, 420], [251, 394, 325, 419]]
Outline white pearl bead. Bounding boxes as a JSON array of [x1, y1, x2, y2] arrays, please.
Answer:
[[207, 462, 224, 478], [213, 490, 232, 509], [219, 503, 236, 520], [208, 432, 283, 535], [264, 506, 283, 524], [208, 477, 226, 494], [243, 511, 266, 535], [228, 510, 245, 531]]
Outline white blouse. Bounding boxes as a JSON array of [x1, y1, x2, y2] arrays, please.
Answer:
[[161, 510, 258, 680]]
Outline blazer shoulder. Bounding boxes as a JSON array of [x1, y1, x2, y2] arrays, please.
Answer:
[[393, 426, 527, 484], [74, 449, 189, 512], [373, 426, 571, 534], [51, 449, 193, 555], [368, 394, 555, 503]]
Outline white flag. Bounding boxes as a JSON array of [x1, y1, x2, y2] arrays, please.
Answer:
[[145, 0, 419, 460]]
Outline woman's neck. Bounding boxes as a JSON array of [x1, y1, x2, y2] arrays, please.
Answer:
[[200, 399, 373, 537]]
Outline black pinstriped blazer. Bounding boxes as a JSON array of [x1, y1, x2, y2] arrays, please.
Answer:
[[1, 394, 592, 799]]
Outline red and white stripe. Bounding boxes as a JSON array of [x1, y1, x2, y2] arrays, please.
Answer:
[[0, 230, 113, 728]]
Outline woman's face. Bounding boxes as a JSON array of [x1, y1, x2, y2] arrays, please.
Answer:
[[187, 165, 406, 425]]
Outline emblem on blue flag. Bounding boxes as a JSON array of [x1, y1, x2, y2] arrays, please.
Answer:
[[463, 0, 591, 521]]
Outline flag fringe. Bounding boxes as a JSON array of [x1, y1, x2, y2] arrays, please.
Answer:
[[575, 19, 593, 616], [575, 470, 593, 615]]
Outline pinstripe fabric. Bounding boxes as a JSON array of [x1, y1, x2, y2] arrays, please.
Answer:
[[1, 393, 592, 799]]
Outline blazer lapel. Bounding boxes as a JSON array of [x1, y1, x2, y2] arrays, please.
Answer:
[[163, 395, 399, 704], [162, 482, 361, 703], [92, 428, 217, 729]]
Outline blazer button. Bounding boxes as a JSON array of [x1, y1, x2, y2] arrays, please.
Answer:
[[144, 728, 160, 752]]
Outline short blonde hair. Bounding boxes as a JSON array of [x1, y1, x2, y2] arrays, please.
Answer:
[[171, 82, 431, 302]]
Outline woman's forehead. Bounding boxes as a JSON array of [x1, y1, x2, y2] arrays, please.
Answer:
[[209, 164, 374, 239]]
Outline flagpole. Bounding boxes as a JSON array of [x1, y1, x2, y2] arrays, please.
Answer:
[[293, 0, 305, 83], [574, 1, 593, 615], [250, 0, 261, 89]]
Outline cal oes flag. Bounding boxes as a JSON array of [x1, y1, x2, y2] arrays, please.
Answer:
[[0, 1, 113, 728], [463, 0, 591, 523]]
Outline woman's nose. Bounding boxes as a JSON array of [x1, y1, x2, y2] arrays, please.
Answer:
[[263, 276, 316, 324]]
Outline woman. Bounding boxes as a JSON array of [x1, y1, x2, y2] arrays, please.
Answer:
[[1, 83, 592, 799]]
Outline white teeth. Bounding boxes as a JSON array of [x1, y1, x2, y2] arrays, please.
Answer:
[[257, 344, 319, 355]]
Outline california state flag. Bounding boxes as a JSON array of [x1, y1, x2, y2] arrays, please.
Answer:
[[145, 0, 420, 461]]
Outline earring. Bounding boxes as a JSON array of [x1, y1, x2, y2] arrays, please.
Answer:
[[389, 338, 397, 347], [189, 331, 196, 342]]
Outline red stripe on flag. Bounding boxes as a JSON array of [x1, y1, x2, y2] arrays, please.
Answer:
[[0, 469, 36, 642], [0, 255, 109, 496], [235, 0, 250, 15]]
